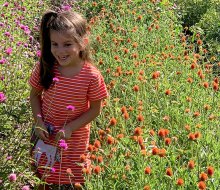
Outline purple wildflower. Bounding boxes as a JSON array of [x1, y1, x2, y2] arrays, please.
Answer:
[[66, 105, 75, 111], [51, 167, 56, 173], [3, 2, 9, 7], [5, 47, 12, 55], [7, 156, 12, 160], [22, 185, 30, 190], [61, 5, 71, 11], [0, 58, 6, 64], [59, 139, 68, 150], [36, 50, 41, 57], [0, 92, 6, 103], [4, 32, 10, 37], [37, 114, 42, 118], [53, 77, 59, 82], [8, 173, 17, 182]]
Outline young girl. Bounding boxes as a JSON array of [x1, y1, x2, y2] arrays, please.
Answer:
[[29, 10, 108, 190]]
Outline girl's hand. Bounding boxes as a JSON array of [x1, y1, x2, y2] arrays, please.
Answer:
[[35, 124, 49, 141], [55, 126, 72, 142]]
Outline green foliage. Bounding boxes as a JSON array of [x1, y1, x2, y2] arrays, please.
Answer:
[[171, 0, 220, 56]]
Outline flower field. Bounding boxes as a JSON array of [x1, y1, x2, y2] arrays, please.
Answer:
[[0, 0, 220, 190]]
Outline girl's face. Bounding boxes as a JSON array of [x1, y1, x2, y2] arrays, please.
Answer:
[[50, 30, 83, 67]]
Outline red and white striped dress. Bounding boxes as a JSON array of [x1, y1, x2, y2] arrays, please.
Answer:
[[29, 61, 108, 184]]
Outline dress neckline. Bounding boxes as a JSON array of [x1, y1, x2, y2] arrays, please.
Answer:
[[55, 61, 86, 79]]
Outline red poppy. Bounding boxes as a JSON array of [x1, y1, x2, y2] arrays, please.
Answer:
[[93, 166, 101, 175], [199, 172, 208, 181], [144, 167, 151, 175], [152, 147, 159, 155], [137, 114, 144, 122], [80, 154, 86, 162], [110, 117, 117, 126], [107, 136, 114, 144], [188, 133, 196, 140], [165, 138, 171, 145], [133, 85, 139, 92], [207, 166, 214, 176], [198, 181, 206, 190], [176, 178, 184, 186], [166, 168, 173, 176], [134, 127, 143, 136], [188, 160, 195, 169], [94, 139, 101, 148]]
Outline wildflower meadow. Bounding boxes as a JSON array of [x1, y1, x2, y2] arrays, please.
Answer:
[[0, 0, 220, 190]]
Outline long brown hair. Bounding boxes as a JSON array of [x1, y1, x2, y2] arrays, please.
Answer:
[[39, 10, 91, 89]]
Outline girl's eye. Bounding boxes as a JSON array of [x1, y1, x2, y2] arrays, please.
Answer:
[[65, 44, 72, 47], [51, 43, 58, 46]]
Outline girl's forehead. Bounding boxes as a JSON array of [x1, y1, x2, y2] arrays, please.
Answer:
[[50, 29, 74, 41]]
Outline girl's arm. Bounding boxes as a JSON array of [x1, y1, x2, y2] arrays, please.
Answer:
[[55, 100, 102, 141], [30, 87, 49, 141]]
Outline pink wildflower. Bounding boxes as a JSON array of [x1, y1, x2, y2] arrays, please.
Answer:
[[22, 185, 30, 190], [53, 77, 59, 82], [4, 32, 10, 37], [59, 139, 68, 150], [61, 5, 71, 11], [8, 173, 17, 182], [51, 167, 56, 173], [36, 50, 41, 57], [0, 58, 6, 64], [3, 2, 9, 7], [66, 105, 75, 111], [5, 47, 12, 55], [0, 92, 6, 103]]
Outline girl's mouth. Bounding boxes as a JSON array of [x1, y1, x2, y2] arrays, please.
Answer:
[[58, 56, 69, 60]]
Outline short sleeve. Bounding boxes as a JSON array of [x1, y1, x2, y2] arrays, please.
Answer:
[[29, 62, 44, 90], [87, 71, 108, 101]]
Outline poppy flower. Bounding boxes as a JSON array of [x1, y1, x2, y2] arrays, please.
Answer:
[[203, 82, 209, 88], [187, 77, 193, 83], [213, 82, 218, 91], [66, 168, 74, 176], [107, 136, 114, 144], [93, 166, 101, 175], [143, 185, 150, 190], [207, 166, 214, 176], [144, 167, 151, 174], [198, 181, 206, 190], [121, 110, 128, 119], [110, 117, 117, 126], [195, 131, 201, 139], [152, 147, 159, 155], [152, 71, 160, 79], [176, 178, 184, 186], [188, 133, 196, 140], [165, 138, 171, 145], [94, 139, 101, 148], [188, 160, 195, 169], [166, 168, 173, 176], [165, 89, 171, 95], [199, 172, 208, 181], [158, 129, 165, 138], [97, 156, 103, 163], [87, 144, 94, 152], [137, 114, 144, 122], [193, 111, 200, 117], [80, 154, 86, 162], [133, 85, 139, 92], [74, 183, 82, 190], [134, 127, 143, 136]]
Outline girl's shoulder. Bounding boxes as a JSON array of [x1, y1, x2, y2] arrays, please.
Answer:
[[84, 61, 102, 76]]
